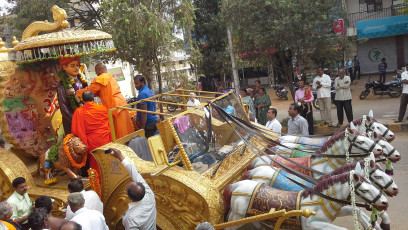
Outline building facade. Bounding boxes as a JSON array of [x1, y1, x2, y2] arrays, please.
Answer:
[[345, 0, 408, 74]]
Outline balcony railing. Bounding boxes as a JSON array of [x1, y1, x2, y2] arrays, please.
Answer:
[[346, 3, 408, 28]]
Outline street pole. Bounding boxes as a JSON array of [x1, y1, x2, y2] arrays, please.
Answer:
[[227, 26, 240, 95]]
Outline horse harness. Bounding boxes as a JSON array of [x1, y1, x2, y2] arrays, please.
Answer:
[[369, 168, 394, 192], [365, 120, 390, 138], [347, 134, 377, 154]]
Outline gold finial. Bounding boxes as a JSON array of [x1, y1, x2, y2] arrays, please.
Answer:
[[21, 5, 69, 41], [12, 36, 19, 47]]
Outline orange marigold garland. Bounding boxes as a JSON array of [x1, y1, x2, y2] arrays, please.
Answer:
[[63, 134, 87, 168], [87, 168, 101, 198]]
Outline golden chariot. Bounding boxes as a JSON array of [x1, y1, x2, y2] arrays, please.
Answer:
[[0, 6, 315, 229]]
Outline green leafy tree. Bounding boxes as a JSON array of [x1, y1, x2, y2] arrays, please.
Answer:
[[222, 0, 350, 97], [193, 0, 230, 80], [100, 0, 195, 97]]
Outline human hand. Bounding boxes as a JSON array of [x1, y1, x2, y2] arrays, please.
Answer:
[[108, 148, 125, 161], [316, 81, 321, 85], [345, 81, 349, 84], [67, 89, 75, 95]]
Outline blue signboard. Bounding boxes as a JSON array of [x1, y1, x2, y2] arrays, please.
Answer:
[[356, 15, 408, 39]]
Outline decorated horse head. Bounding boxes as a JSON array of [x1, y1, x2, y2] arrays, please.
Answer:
[[317, 153, 398, 197], [340, 110, 395, 142], [223, 170, 388, 230], [371, 133, 400, 163]]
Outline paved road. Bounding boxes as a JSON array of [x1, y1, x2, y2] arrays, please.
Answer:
[[332, 130, 408, 229], [267, 74, 402, 125]]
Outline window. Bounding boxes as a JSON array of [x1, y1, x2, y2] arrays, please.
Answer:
[[360, 0, 383, 12]]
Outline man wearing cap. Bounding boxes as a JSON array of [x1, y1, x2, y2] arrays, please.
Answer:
[[186, 93, 201, 110], [57, 56, 88, 135]]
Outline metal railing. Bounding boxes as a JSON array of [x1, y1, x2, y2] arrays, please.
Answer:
[[346, 3, 408, 28]]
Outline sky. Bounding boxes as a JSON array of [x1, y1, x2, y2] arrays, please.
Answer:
[[0, 0, 14, 15]]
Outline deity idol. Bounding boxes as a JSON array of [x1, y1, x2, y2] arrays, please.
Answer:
[[57, 56, 88, 135]]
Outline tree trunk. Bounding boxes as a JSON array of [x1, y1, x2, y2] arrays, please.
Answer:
[[227, 26, 240, 95], [155, 57, 164, 113]]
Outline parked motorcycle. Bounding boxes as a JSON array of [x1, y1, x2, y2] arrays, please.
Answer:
[[126, 96, 138, 108], [359, 75, 402, 100], [271, 83, 288, 100]]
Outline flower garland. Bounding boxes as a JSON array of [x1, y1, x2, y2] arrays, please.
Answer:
[[58, 71, 88, 111], [87, 168, 101, 198], [63, 134, 87, 168]]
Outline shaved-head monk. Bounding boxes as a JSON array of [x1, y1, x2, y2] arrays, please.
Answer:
[[71, 91, 112, 176], [73, 63, 133, 139]]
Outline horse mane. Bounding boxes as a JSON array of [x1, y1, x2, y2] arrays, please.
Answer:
[[222, 184, 233, 221], [339, 117, 379, 132], [302, 172, 368, 198], [314, 131, 346, 154]]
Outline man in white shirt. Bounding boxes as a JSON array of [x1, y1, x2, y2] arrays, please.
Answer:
[[312, 67, 332, 127], [265, 108, 282, 136], [6, 177, 32, 229], [334, 69, 353, 126], [68, 193, 108, 230], [109, 148, 157, 230], [187, 93, 201, 110], [396, 63, 408, 122], [65, 179, 103, 220]]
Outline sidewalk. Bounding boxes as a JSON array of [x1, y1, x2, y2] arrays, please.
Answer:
[[263, 73, 406, 134]]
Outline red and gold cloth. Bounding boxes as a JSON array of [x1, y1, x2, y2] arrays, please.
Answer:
[[76, 73, 133, 139], [72, 102, 112, 175], [247, 183, 302, 223], [271, 155, 313, 177]]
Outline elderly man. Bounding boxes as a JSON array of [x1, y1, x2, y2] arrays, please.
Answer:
[[334, 69, 353, 127], [73, 63, 133, 139], [27, 207, 49, 230], [0, 201, 22, 230], [65, 179, 103, 220], [6, 177, 31, 229], [396, 63, 408, 123], [108, 148, 156, 230], [59, 221, 82, 230], [313, 67, 332, 127], [187, 93, 201, 110], [265, 108, 282, 136], [68, 193, 108, 230], [287, 103, 309, 136]]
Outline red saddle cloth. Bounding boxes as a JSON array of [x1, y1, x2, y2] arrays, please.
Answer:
[[271, 155, 313, 177], [247, 183, 302, 224]]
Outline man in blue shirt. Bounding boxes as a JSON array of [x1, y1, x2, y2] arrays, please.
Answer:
[[134, 75, 158, 138]]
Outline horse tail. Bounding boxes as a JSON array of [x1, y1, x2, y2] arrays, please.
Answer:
[[222, 184, 233, 221], [242, 170, 252, 180]]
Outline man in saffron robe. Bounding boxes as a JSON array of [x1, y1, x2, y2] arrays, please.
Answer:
[[73, 63, 133, 139], [71, 91, 112, 176]]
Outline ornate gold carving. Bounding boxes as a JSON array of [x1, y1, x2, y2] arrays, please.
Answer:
[[22, 5, 69, 41]]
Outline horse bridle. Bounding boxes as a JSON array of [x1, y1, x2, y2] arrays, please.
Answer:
[[353, 180, 383, 206], [347, 135, 377, 154], [365, 121, 390, 138], [368, 168, 394, 192]]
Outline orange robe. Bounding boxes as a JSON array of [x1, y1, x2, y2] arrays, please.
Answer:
[[76, 73, 133, 139], [72, 102, 112, 176]]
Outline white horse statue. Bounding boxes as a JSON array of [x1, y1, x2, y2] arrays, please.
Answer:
[[244, 159, 397, 229], [274, 133, 400, 163], [223, 171, 389, 230], [279, 111, 395, 145], [250, 128, 383, 177]]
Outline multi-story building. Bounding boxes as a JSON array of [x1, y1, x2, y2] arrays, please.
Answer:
[[345, 0, 408, 74]]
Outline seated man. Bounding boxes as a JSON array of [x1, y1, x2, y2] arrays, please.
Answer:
[[34, 196, 67, 230], [108, 148, 157, 230], [68, 193, 108, 230], [65, 179, 103, 220], [6, 177, 32, 229]]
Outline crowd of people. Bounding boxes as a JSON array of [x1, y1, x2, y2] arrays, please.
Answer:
[[0, 148, 156, 230]]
